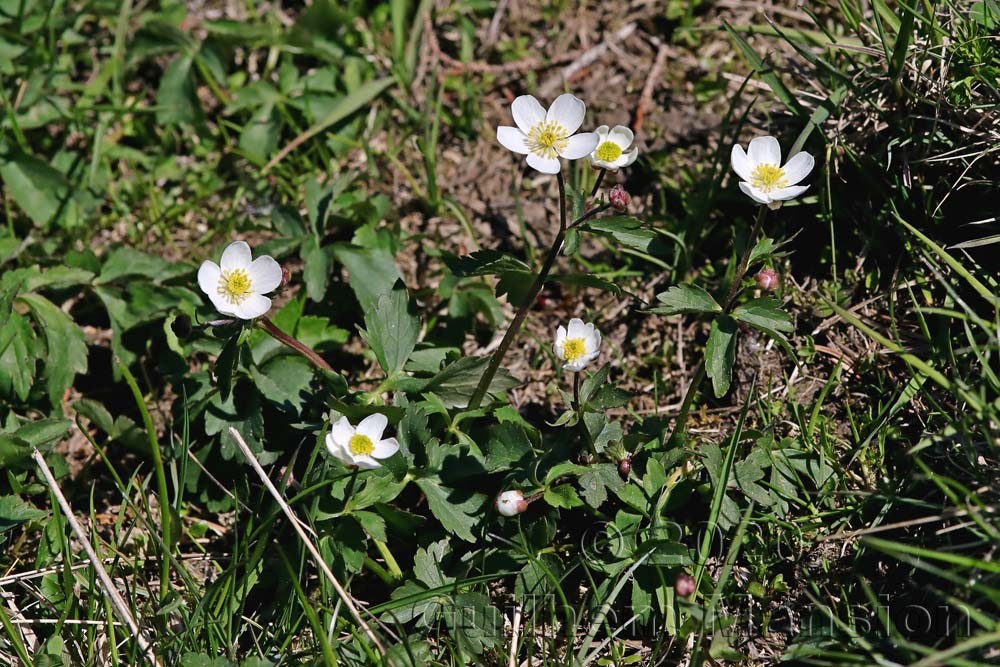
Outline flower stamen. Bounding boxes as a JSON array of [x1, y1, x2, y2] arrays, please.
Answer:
[[750, 164, 788, 193], [595, 141, 623, 163], [349, 434, 374, 456], [526, 120, 569, 159], [563, 338, 587, 363], [218, 268, 254, 305]]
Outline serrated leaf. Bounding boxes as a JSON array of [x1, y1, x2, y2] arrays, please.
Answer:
[[396, 356, 520, 408], [0, 151, 72, 228], [414, 478, 480, 542], [301, 237, 330, 302], [706, 316, 737, 398], [544, 484, 584, 509], [361, 282, 420, 375], [0, 495, 48, 533], [443, 250, 530, 277], [732, 298, 793, 332], [334, 244, 403, 312], [0, 312, 35, 401], [652, 284, 722, 315], [18, 293, 87, 408]]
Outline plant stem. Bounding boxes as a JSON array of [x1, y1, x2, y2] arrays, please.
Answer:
[[667, 205, 769, 443], [117, 359, 171, 604], [589, 168, 606, 199], [259, 316, 333, 372], [572, 372, 581, 413], [468, 171, 569, 410]]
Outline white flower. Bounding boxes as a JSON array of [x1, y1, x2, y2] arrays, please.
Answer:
[[589, 125, 639, 171], [496, 94, 599, 174], [495, 490, 528, 516], [731, 136, 815, 210], [554, 318, 602, 372], [325, 413, 400, 470], [197, 241, 282, 320]]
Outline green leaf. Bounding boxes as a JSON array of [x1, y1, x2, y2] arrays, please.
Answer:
[[705, 316, 737, 398], [18, 293, 88, 408], [581, 216, 669, 254], [334, 244, 403, 312], [414, 477, 481, 542], [156, 54, 201, 125], [544, 485, 584, 509], [361, 282, 420, 375], [0, 312, 35, 402], [301, 237, 330, 302], [442, 250, 530, 277], [495, 270, 535, 307], [12, 419, 71, 448], [722, 21, 805, 118], [239, 104, 280, 165], [732, 298, 793, 333], [269, 205, 308, 238], [651, 284, 722, 315], [97, 247, 173, 284], [0, 435, 31, 467], [0, 495, 48, 534], [0, 151, 72, 228], [396, 357, 520, 408]]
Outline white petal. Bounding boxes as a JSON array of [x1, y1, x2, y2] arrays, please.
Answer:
[[198, 261, 221, 297], [232, 293, 272, 320], [511, 95, 546, 133], [567, 318, 587, 338], [770, 184, 809, 201], [608, 126, 634, 149], [325, 432, 352, 464], [220, 241, 252, 271], [352, 455, 382, 470], [526, 153, 561, 174], [249, 256, 282, 294], [747, 136, 781, 167], [590, 157, 616, 170], [781, 152, 815, 186], [555, 325, 567, 343], [594, 125, 610, 140], [563, 359, 586, 373], [497, 126, 530, 154], [730, 144, 754, 182], [329, 416, 354, 447], [371, 437, 400, 459], [587, 328, 602, 354], [558, 133, 599, 160], [546, 94, 586, 135], [621, 147, 639, 168], [356, 413, 388, 441], [738, 182, 771, 205]]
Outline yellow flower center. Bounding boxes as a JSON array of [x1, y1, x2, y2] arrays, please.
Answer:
[[595, 141, 623, 163], [349, 434, 374, 456], [527, 120, 568, 159], [750, 164, 788, 193], [563, 337, 587, 363], [218, 268, 254, 305]]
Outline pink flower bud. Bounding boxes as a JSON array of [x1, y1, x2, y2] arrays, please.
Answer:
[[495, 490, 529, 517], [675, 573, 696, 598], [609, 184, 631, 211], [754, 268, 780, 292], [618, 456, 632, 478], [280, 267, 291, 288]]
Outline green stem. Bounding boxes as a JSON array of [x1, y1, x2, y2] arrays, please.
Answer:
[[259, 316, 333, 372], [468, 171, 569, 409], [117, 359, 171, 602], [589, 168, 606, 199], [373, 539, 404, 581], [667, 205, 769, 443]]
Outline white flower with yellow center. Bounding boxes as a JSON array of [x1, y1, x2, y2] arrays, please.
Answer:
[[496, 94, 599, 174], [197, 241, 282, 320], [326, 413, 400, 470], [589, 125, 639, 171], [731, 136, 815, 210], [554, 318, 602, 373]]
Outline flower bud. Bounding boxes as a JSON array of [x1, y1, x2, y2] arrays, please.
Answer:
[[754, 268, 779, 292], [609, 184, 631, 211], [495, 490, 529, 517], [675, 573, 696, 598], [618, 455, 632, 478], [280, 267, 292, 289]]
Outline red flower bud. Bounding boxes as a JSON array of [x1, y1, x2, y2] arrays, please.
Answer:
[[675, 573, 696, 598], [619, 455, 632, 478], [495, 490, 529, 517], [609, 185, 631, 211], [280, 267, 291, 288], [754, 268, 779, 292]]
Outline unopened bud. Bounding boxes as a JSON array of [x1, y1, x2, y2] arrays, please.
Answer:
[[618, 455, 632, 478], [609, 184, 631, 211], [280, 267, 291, 288], [495, 490, 529, 517], [754, 268, 780, 292], [675, 573, 696, 598]]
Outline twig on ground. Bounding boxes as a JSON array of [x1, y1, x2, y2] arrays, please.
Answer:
[[227, 427, 386, 656], [31, 449, 160, 667], [633, 41, 669, 135], [484, 0, 510, 51], [538, 23, 637, 98]]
